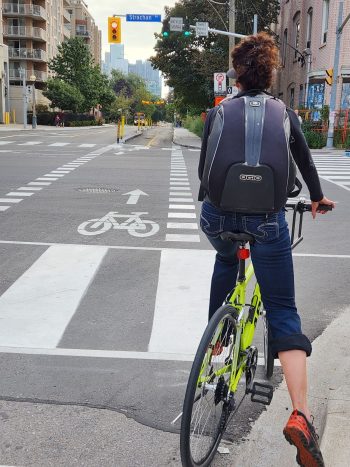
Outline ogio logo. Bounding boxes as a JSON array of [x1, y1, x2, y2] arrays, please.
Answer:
[[240, 174, 262, 182]]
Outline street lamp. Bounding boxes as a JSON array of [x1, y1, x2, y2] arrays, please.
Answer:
[[29, 74, 37, 129]]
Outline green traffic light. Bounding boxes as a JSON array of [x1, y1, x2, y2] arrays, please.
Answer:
[[184, 31, 191, 36], [163, 31, 169, 37]]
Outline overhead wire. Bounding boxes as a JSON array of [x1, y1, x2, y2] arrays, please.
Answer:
[[206, 0, 229, 31]]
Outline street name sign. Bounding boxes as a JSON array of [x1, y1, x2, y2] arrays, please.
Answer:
[[170, 17, 183, 32], [126, 14, 161, 22], [196, 22, 209, 37]]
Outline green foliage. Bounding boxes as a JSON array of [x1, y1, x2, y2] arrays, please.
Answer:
[[321, 105, 329, 124], [184, 115, 204, 138], [47, 38, 115, 112], [303, 131, 327, 149], [43, 78, 84, 112], [151, 0, 280, 113]]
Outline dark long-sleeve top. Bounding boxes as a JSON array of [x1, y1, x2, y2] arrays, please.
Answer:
[[198, 91, 324, 203]]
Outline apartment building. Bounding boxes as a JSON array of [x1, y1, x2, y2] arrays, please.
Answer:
[[1, 7, 10, 123], [68, 0, 101, 65], [274, 0, 350, 113]]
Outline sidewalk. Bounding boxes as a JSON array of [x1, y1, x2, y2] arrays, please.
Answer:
[[173, 127, 201, 149], [211, 306, 350, 467]]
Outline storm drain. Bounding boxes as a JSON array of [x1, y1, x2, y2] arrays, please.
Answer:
[[76, 187, 119, 193]]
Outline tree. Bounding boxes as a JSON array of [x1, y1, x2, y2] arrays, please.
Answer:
[[43, 78, 84, 112], [150, 0, 280, 113], [48, 38, 115, 112]]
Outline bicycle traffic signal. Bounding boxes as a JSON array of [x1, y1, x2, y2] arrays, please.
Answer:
[[108, 16, 121, 43], [325, 68, 333, 85], [162, 19, 170, 37]]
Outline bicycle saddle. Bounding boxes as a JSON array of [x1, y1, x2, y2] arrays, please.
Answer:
[[220, 232, 255, 244]]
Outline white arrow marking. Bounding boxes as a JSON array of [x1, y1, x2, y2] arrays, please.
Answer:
[[122, 189, 149, 204]]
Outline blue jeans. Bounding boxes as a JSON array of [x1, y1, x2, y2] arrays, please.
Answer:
[[200, 200, 312, 358]]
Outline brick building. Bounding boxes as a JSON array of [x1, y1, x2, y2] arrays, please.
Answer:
[[273, 0, 350, 113]]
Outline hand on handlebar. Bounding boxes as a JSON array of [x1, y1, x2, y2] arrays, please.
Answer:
[[311, 196, 335, 219]]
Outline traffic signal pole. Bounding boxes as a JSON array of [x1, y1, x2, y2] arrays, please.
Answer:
[[326, 0, 350, 148], [228, 0, 235, 67]]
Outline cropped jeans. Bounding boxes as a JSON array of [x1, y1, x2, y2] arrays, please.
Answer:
[[200, 199, 312, 358]]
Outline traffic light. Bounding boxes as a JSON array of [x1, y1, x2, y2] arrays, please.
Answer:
[[162, 19, 170, 37], [108, 16, 121, 43], [183, 18, 191, 37], [325, 68, 333, 86]]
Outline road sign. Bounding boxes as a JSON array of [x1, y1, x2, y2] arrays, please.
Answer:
[[195, 22, 209, 37], [227, 85, 239, 97], [126, 14, 161, 22], [214, 72, 226, 94], [170, 17, 183, 32]]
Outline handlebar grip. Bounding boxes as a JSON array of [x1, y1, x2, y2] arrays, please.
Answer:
[[304, 204, 333, 212]]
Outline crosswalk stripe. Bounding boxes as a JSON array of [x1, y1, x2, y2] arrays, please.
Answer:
[[18, 141, 42, 145], [0, 206, 11, 211], [48, 142, 70, 146], [18, 186, 42, 191], [169, 192, 192, 196], [0, 141, 15, 145], [170, 187, 190, 191], [0, 245, 108, 348], [0, 197, 22, 203], [167, 222, 198, 229], [28, 181, 51, 186], [78, 144, 96, 147], [169, 198, 194, 202], [169, 204, 195, 209], [168, 212, 197, 218], [165, 234, 201, 242], [149, 249, 214, 353], [6, 192, 33, 197], [36, 177, 59, 181]]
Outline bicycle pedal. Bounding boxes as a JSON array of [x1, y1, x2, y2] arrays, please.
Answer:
[[248, 382, 273, 405]]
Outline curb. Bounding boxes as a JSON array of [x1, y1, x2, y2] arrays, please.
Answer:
[[172, 139, 201, 150]]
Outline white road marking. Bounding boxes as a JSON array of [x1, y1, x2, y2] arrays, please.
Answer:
[[322, 175, 350, 179], [169, 204, 195, 209], [36, 178, 59, 181], [44, 173, 65, 177], [170, 182, 190, 186], [170, 186, 190, 191], [170, 192, 192, 196], [28, 181, 52, 186], [0, 245, 108, 348], [18, 187, 42, 191], [170, 178, 189, 181], [166, 234, 199, 242], [51, 170, 71, 173], [78, 144, 96, 147], [6, 192, 34, 197], [169, 198, 194, 202], [18, 141, 42, 146], [0, 206, 10, 211], [0, 141, 15, 145], [167, 222, 198, 229], [168, 212, 197, 218], [49, 142, 70, 146], [0, 198, 22, 203], [149, 249, 213, 353], [57, 167, 75, 171]]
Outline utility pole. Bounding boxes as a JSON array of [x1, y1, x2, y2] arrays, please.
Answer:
[[326, 0, 350, 148], [228, 0, 235, 67]]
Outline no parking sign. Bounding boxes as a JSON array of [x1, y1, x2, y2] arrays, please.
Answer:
[[214, 72, 226, 95]]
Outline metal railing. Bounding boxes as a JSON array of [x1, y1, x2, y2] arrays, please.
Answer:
[[8, 47, 47, 61], [2, 3, 47, 20], [4, 26, 47, 41], [9, 69, 47, 82], [75, 30, 90, 37]]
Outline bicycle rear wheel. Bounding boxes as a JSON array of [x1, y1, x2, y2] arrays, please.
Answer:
[[180, 304, 238, 467]]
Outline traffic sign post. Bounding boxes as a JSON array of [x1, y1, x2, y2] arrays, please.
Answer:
[[170, 17, 183, 32], [214, 72, 226, 95], [195, 22, 209, 37]]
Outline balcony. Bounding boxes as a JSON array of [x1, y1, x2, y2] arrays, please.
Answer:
[[63, 9, 71, 23], [76, 30, 90, 38], [8, 47, 47, 62], [3, 3, 47, 21], [9, 69, 47, 82], [4, 26, 47, 42], [63, 25, 71, 39]]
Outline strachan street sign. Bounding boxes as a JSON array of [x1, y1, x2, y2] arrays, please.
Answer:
[[195, 22, 209, 37], [126, 14, 161, 22]]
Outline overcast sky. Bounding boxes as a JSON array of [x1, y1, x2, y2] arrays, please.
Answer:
[[86, 0, 177, 63]]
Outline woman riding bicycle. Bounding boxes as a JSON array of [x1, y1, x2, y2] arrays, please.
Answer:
[[198, 32, 335, 467]]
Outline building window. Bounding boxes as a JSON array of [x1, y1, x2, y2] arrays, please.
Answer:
[[299, 85, 304, 108], [322, 0, 330, 44], [282, 29, 288, 66], [290, 88, 295, 108], [306, 8, 313, 49], [293, 12, 301, 59]]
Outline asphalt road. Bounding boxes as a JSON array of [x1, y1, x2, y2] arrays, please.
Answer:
[[0, 125, 349, 466]]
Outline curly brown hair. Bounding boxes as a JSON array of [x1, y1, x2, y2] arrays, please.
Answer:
[[231, 32, 279, 91]]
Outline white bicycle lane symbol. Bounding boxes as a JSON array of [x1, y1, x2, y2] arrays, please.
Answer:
[[77, 211, 159, 237]]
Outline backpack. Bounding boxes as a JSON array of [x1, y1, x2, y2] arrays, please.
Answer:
[[201, 93, 300, 213]]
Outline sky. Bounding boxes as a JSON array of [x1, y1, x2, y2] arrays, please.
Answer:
[[86, 0, 177, 63]]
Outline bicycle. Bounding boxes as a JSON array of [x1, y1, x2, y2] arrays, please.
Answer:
[[77, 211, 159, 237], [180, 198, 332, 467]]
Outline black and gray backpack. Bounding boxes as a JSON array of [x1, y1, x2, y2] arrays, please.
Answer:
[[201, 93, 300, 213]]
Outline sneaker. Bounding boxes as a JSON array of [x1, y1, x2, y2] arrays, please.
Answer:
[[283, 410, 325, 467]]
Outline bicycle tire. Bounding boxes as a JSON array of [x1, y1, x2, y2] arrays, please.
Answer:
[[180, 304, 238, 467], [263, 314, 274, 379]]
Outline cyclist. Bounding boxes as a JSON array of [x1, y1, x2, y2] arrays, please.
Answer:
[[198, 32, 335, 467]]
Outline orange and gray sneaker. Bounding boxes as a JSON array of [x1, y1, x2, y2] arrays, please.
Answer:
[[283, 410, 325, 467]]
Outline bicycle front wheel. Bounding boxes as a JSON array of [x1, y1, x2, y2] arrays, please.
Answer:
[[180, 304, 238, 467]]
